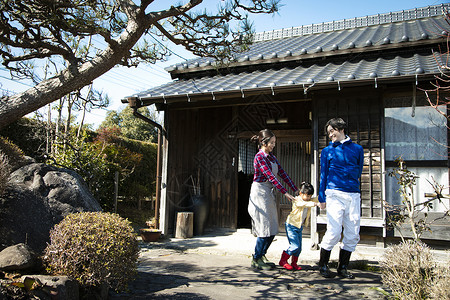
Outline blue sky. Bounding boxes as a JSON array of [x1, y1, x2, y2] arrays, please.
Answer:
[[1, 0, 447, 127]]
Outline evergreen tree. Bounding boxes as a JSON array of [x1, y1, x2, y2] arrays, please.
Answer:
[[0, 0, 280, 129]]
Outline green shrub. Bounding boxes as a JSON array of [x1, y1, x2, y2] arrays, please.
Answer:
[[380, 240, 435, 300], [0, 118, 47, 162], [44, 212, 139, 292]]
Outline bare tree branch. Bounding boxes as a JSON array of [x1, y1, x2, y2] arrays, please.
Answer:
[[0, 0, 279, 129]]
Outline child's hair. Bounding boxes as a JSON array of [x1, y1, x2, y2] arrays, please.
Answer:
[[299, 182, 314, 195]]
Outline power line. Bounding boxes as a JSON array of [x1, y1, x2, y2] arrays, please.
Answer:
[[94, 74, 140, 91], [109, 67, 170, 84], [99, 72, 150, 91], [0, 74, 34, 88], [140, 65, 171, 78], [148, 33, 188, 61]]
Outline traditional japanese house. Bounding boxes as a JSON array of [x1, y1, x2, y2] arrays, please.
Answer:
[[123, 4, 450, 246]]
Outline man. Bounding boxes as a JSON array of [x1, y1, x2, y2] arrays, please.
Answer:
[[318, 117, 364, 279]]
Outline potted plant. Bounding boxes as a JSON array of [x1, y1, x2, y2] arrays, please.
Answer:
[[140, 217, 161, 242], [139, 228, 161, 242]]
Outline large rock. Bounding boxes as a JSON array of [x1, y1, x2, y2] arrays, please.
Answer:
[[0, 163, 102, 254], [0, 243, 37, 271]]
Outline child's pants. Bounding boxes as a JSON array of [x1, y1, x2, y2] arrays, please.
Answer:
[[285, 223, 303, 257]]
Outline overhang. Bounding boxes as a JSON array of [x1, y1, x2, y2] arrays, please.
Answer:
[[123, 51, 446, 107]]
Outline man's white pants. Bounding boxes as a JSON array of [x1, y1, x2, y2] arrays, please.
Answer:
[[320, 189, 361, 252]]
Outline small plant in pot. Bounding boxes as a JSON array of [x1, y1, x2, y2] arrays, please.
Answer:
[[139, 228, 162, 242], [140, 217, 161, 242]]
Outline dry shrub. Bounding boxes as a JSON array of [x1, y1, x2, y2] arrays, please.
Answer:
[[429, 263, 450, 299], [380, 240, 435, 300], [44, 212, 139, 292], [0, 136, 25, 171], [0, 151, 11, 195]]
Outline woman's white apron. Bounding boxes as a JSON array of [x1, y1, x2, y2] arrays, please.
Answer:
[[248, 161, 279, 237]]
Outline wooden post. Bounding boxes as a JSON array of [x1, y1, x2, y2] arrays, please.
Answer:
[[175, 212, 194, 239], [310, 206, 319, 250]]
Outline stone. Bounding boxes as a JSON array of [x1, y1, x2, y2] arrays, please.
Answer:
[[21, 275, 79, 300], [0, 163, 102, 254], [0, 243, 37, 271]]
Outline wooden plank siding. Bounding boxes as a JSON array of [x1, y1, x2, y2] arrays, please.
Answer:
[[313, 89, 384, 223], [164, 92, 314, 234], [165, 106, 238, 233], [163, 88, 386, 234], [275, 139, 312, 231]]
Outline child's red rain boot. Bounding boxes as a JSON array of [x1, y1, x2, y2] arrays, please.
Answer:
[[291, 255, 302, 270], [279, 251, 293, 270]]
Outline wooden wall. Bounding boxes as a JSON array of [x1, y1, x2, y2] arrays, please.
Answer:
[[165, 106, 238, 233], [164, 88, 385, 234]]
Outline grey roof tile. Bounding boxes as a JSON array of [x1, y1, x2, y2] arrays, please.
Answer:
[[168, 8, 449, 73], [134, 52, 444, 101]]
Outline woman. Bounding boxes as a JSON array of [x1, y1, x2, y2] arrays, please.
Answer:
[[248, 129, 298, 270]]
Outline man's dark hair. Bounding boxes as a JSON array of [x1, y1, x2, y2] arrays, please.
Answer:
[[324, 118, 347, 135], [299, 182, 314, 195]]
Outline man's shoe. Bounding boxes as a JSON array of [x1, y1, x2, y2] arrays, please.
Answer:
[[319, 264, 332, 278], [337, 266, 355, 279], [337, 249, 355, 279], [318, 248, 332, 278]]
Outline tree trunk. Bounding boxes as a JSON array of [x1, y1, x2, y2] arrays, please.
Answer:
[[0, 16, 148, 130]]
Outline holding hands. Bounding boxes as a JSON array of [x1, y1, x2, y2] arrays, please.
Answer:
[[285, 193, 296, 202]]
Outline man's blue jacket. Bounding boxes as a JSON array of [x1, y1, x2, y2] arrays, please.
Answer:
[[319, 138, 364, 203]]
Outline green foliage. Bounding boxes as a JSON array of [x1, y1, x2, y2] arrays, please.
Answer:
[[44, 212, 139, 292], [117, 203, 155, 230], [49, 127, 157, 211], [0, 118, 47, 162], [100, 107, 159, 143], [49, 130, 118, 210], [380, 240, 440, 300], [1, 116, 158, 213], [117, 137, 157, 203]]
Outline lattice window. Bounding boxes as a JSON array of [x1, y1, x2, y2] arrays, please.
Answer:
[[238, 139, 257, 174]]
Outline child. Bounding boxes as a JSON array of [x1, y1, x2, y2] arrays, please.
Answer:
[[279, 182, 318, 270]]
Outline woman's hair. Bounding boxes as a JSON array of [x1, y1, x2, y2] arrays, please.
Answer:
[[251, 129, 275, 147], [324, 117, 347, 135], [299, 182, 314, 195]]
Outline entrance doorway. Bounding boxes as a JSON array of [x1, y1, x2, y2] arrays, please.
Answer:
[[236, 130, 312, 230]]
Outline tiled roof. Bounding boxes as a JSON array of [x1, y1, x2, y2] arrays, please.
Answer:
[[252, 4, 447, 42], [166, 4, 449, 74], [131, 52, 444, 102], [126, 4, 450, 104]]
